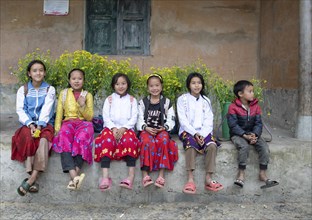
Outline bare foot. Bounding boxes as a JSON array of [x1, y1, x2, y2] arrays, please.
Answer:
[[259, 171, 268, 182]]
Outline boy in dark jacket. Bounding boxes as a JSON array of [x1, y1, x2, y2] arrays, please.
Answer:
[[227, 80, 279, 189]]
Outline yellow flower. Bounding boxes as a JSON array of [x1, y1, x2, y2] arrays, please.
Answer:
[[33, 129, 41, 138]]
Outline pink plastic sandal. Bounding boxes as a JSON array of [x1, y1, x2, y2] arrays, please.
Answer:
[[142, 175, 153, 188], [154, 176, 165, 188], [205, 180, 223, 192], [119, 178, 133, 190], [99, 177, 112, 192]]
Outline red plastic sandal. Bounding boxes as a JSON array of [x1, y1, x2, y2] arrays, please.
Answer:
[[205, 180, 223, 192]]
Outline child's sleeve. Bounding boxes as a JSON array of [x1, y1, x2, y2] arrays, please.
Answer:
[[200, 98, 214, 137], [177, 96, 197, 136], [227, 104, 246, 136], [136, 99, 146, 131], [16, 86, 32, 126], [54, 90, 64, 133], [124, 98, 138, 129], [78, 92, 94, 121], [164, 102, 176, 131], [103, 97, 116, 129], [252, 105, 263, 137], [38, 86, 56, 127]]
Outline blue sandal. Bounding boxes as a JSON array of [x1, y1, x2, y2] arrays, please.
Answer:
[[17, 178, 31, 196]]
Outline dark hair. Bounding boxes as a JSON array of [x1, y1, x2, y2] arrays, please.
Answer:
[[186, 72, 206, 97], [233, 80, 254, 98], [147, 73, 163, 85], [26, 60, 46, 78], [67, 68, 85, 88], [111, 73, 131, 94]]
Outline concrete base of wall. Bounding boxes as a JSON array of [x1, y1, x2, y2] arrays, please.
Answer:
[[1, 114, 311, 205], [296, 115, 312, 141], [263, 89, 298, 134]]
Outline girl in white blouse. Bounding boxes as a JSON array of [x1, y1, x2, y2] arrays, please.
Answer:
[[94, 73, 139, 191], [177, 72, 223, 194]]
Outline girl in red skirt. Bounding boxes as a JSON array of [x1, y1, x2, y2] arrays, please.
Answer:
[[11, 60, 56, 196], [94, 73, 139, 191], [137, 74, 178, 188]]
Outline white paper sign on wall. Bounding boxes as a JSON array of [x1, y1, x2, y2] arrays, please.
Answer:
[[44, 0, 69, 16]]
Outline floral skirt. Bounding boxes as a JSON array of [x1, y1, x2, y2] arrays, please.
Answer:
[[94, 127, 139, 162], [179, 131, 220, 154], [139, 130, 178, 171], [11, 124, 54, 162], [52, 119, 94, 164]]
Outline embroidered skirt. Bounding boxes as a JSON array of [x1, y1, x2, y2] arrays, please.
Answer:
[[94, 127, 139, 162], [179, 131, 220, 154], [11, 124, 54, 162], [52, 119, 94, 164], [139, 130, 178, 171]]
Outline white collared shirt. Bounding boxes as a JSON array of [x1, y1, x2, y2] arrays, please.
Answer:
[[102, 93, 138, 129], [177, 93, 214, 137]]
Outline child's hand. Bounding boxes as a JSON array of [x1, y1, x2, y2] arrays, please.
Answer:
[[77, 96, 86, 107], [145, 127, 157, 136], [155, 126, 165, 134], [243, 133, 257, 144], [117, 127, 127, 140], [29, 124, 36, 136], [112, 127, 119, 140], [195, 133, 205, 146], [249, 133, 258, 144]]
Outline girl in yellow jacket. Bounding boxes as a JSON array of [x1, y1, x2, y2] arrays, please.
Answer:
[[52, 68, 94, 190]]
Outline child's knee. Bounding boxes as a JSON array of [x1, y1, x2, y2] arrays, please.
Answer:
[[237, 144, 250, 152]]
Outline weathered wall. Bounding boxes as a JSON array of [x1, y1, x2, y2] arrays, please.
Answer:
[[259, 0, 299, 89], [0, 0, 85, 84], [0, 0, 259, 84], [0, 0, 301, 130], [259, 0, 300, 131]]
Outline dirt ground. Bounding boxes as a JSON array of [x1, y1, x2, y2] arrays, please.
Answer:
[[1, 201, 311, 219]]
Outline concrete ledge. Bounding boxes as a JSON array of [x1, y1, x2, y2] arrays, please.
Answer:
[[1, 140, 311, 204], [0, 114, 311, 205]]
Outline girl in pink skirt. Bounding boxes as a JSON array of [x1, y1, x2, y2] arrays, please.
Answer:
[[52, 68, 94, 190]]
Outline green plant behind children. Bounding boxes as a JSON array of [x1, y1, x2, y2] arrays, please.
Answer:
[[10, 48, 55, 86]]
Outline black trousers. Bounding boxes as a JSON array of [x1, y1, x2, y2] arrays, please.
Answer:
[[61, 152, 84, 173], [101, 156, 136, 168]]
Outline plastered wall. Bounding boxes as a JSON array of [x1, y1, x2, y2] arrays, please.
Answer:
[[1, 0, 260, 84], [259, 0, 299, 89]]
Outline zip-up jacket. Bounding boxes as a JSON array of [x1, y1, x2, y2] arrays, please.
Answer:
[[137, 95, 175, 132], [16, 81, 56, 127], [227, 98, 263, 137]]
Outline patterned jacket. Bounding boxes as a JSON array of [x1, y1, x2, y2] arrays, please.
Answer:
[[16, 81, 55, 127], [227, 98, 263, 138], [136, 95, 175, 132]]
